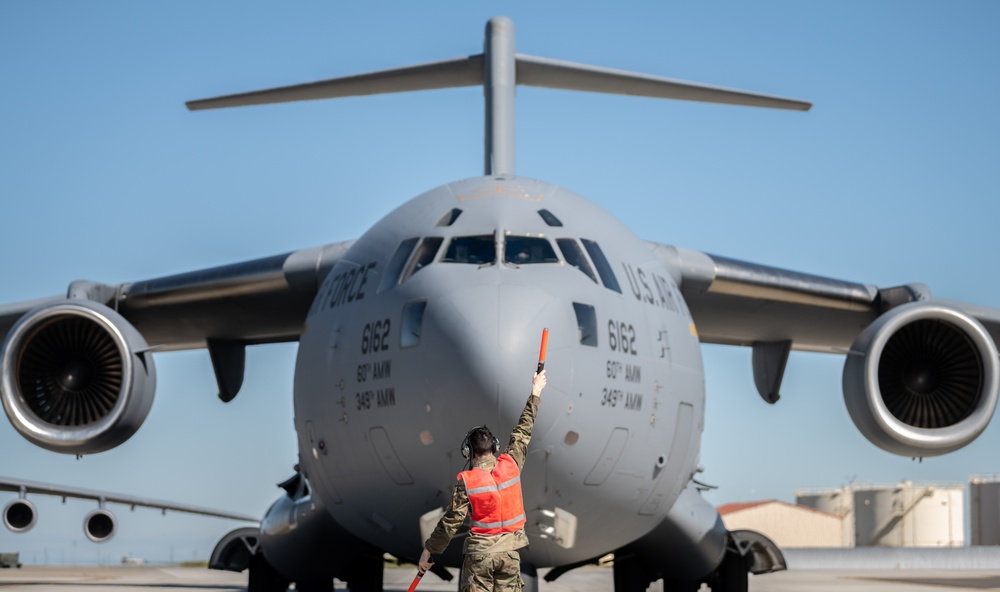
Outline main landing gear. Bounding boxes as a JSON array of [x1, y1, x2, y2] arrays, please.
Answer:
[[611, 547, 750, 592]]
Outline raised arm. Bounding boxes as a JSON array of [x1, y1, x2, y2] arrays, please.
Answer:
[[504, 370, 546, 469]]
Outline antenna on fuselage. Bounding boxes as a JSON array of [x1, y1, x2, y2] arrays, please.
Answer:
[[186, 16, 811, 178]]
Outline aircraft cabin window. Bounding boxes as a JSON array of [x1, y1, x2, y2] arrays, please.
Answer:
[[441, 235, 496, 265], [556, 239, 598, 283], [437, 208, 463, 227], [504, 236, 559, 265], [537, 209, 563, 227], [378, 237, 420, 293], [581, 239, 622, 294], [573, 302, 598, 347], [401, 300, 427, 348], [400, 237, 443, 282]]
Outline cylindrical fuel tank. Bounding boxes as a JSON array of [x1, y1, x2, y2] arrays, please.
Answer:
[[970, 475, 1000, 546], [853, 482, 963, 547], [796, 487, 854, 546]]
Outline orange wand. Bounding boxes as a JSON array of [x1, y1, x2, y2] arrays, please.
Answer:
[[537, 328, 549, 373], [406, 567, 426, 592]]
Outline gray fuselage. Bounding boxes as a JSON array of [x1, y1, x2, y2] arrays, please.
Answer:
[[293, 175, 705, 567]]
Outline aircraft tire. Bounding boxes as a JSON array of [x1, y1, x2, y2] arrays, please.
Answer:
[[713, 548, 748, 592], [342, 552, 383, 592], [293, 580, 332, 592], [520, 561, 538, 592], [612, 554, 654, 592], [247, 553, 290, 592], [662, 580, 700, 592]]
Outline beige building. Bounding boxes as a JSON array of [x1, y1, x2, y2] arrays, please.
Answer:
[[718, 500, 848, 548]]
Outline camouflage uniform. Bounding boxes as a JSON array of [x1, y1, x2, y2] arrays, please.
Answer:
[[424, 392, 540, 592]]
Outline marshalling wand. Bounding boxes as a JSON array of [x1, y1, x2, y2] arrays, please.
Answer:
[[537, 328, 549, 373], [406, 567, 426, 592]]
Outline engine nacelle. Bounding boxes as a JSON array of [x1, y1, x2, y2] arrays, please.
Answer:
[[1, 300, 156, 454], [83, 508, 117, 543], [256, 473, 378, 583], [3, 499, 37, 533], [843, 302, 1000, 457]]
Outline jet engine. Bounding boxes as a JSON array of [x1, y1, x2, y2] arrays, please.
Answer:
[[3, 498, 37, 533], [843, 301, 999, 457], [0, 300, 156, 454], [83, 508, 117, 543]]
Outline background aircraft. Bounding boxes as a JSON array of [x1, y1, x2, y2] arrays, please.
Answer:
[[1, 0, 998, 583]]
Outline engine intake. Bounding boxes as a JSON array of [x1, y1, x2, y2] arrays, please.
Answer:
[[84, 508, 117, 543], [1, 300, 156, 454], [843, 302, 999, 457], [3, 499, 37, 533]]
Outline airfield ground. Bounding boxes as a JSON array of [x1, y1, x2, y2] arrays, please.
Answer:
[[2, 564, 1000, 591]]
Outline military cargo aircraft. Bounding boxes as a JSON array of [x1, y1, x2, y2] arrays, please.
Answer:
[[3, 15, 999, 592]]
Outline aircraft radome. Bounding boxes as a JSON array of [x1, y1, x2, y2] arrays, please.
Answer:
[[3, 15, 1000, 592]]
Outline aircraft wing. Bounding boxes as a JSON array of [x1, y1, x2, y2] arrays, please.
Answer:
[[649, 241, 1000, 420], [0, 475, 259, 522], [647, 241, 1000, 353], [0, 241, 354, 352], [0, 240, 353, 426]]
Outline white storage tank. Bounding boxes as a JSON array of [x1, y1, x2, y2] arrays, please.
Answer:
[[853, 482, 963, 547], [796, 487, 854, 547], [970, 474, 1000, 545]]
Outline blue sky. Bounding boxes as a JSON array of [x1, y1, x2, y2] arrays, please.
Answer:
[[1, 1, 998, 565]]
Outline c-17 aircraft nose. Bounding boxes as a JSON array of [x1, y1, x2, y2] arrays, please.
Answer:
[[429, 280, 563, 417]]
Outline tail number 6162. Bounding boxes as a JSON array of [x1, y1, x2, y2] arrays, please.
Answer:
[[361, 319, 391, 354]]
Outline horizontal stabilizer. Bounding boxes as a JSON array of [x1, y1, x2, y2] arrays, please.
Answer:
[[516, 54, 811, 111], [187, 53, 810, 113], [186, 16, 812, 177], [187, 55, 484, 111]]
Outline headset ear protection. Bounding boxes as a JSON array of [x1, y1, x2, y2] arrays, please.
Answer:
[[461, 426, 501, 460]]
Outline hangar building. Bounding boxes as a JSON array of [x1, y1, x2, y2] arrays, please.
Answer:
[[717, 500, 848, 548]]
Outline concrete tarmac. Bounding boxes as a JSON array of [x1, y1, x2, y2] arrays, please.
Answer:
[[2, 565, 1000, 591]]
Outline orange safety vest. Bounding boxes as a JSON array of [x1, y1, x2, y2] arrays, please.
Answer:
[[460, 453, 527, 535]]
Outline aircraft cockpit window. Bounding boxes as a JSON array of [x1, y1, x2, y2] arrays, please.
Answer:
[[400, 237, 443, 282], [437, 208, 463, 227], [401, 300, 427, 348], [581, 239, 622, 294], [573, 302, 598, 346], [537, 209, 563, 227], [378, 237, 420, 293], [441, 235, 496, 265], [556, 239, 598, 283], [504, 236, 559, 265]]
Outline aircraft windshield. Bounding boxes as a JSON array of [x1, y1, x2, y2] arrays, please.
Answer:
[[556, 239, 598, 282], [581, 239, 622, 293], [441, 235, 496, 265], [379, 237, 420, 292], [400, 237, 443, 282], [504, 236, 559, 265]]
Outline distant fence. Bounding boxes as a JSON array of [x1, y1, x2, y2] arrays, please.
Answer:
[[784, 547, 1000, 570]]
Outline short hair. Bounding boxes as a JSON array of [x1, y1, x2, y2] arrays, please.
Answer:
[[470, 426, 496, 456]]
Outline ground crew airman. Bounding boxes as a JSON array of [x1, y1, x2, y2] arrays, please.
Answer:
[[418, 369, 546, 592]]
